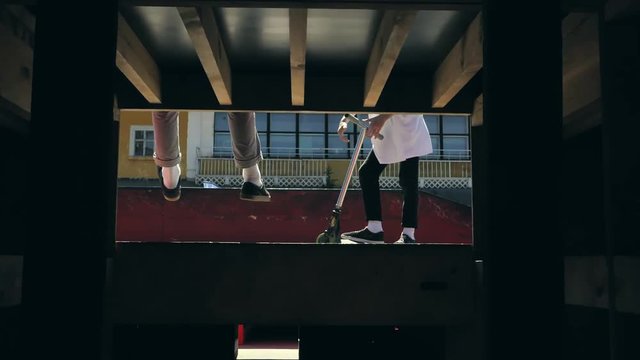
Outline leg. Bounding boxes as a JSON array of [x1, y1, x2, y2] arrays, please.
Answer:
[[398, 156, 419, 240], [152, 111, 181, 167], [152, 111, 181, 201], [359, 151, 387, 222], [227, 112, 262, 168], [228, 112, 270, 202], [341, 151, 386, 243]]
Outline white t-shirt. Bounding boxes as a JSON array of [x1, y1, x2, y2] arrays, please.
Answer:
[[368, 114, 433, 165]]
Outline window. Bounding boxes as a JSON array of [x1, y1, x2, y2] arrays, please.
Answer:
[[213, 133, 233, 157], [330, 114, 359, 158], [299, 113, 325, 132], [443, 136, 469, 159], [255, 113, 268, 132], [270, 113, 296, 132], [209, 113, 470, 160], [268, 113, 296, 157], [327, 134, 350, 158], [213, 112, 232, 157], [270, 133, 296, 157], [299, 113, 326, 158], [299, 134, 325, 158], [130, 126, 154, 157], [425, 114, 470, 160]]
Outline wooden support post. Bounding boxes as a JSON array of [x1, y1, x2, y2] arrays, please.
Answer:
[[481, 1, 563, 359], [21, 2, 118, 359], [599, 8, 640, 359], [363, 10, 416, 107], [289, 8, 307, 106], [178, 6, 232, 105]]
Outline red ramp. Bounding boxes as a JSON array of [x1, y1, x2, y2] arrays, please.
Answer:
[[116, 188, 471, 244]]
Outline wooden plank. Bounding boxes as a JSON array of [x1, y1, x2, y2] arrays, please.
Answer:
[[605, 0, 640, 20], [0, 22, 32, 114], [0, 5, 35, 49], [471, 93, 482, 127], [111, 242, 475, 325], [562, 13, 600, 119], [117, 71, 476, 114], [0, 255, 23, 307], [562, 98, 601, 139], [289, 8, 307, 106], [119, 0, 484, 10], [565, 256, 640, 314], [4, 5, 34, 33], [178, 6, 232, 105], [363, 10, 417, 107], [116, 13, 161, 104], [432, 12, 482, 108], [615, 257, 640, 314], [1, 0, 602, 11]]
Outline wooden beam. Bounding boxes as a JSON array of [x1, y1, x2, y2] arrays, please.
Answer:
[[289, 8, 307, 106], [178, 6, 232, 105], [0, 21, 33, 115], [562, 98, 601, 139], [605, 0, 640, 20], [562, 13, 600, 119], [116, 13, 161, 104], [565, 256, 640, 314], [363, 10, 417, 107], [432, 12, 482, 108], [115, 0, 484, 10], [471, 93, 483, 127], [4, 5, 35, 33]]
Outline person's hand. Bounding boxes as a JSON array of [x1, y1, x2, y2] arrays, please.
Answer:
[[365, 115, 390, 139], [337, 116, 349, 143]]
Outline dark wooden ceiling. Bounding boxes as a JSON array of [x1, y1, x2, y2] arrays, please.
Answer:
[[3, 0, 606, 115], [115, 3, 481, 113]]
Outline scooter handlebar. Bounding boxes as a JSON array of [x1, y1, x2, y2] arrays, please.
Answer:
[[342, 114, 384, 140]]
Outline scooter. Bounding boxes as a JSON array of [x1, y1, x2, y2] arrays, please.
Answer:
[[316, 114, 383, 244]]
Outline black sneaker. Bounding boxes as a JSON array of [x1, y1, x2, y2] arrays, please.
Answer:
[[394, 234, 416, 244], [157, 166, 181, 202], [341, 228, 384, 244], [240, 181, 271, 202]]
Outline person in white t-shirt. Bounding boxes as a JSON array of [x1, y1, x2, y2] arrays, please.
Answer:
[[337, 113, 432, 244]]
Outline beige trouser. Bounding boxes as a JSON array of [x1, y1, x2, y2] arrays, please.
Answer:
[[152, 111, 262, 169], [227, 112, 263, 168]]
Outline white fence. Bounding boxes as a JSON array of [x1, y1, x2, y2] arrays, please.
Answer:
[[196, 148, 471, 189]]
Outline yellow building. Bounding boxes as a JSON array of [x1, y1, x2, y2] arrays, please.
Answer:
[[117, 111, 189, 181]]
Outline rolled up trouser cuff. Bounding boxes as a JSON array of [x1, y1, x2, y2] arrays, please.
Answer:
[[154, 152, 182, 168], [234, 152, 263, 169], [152, 111, 181, 168], [228, 112, 263, 169]]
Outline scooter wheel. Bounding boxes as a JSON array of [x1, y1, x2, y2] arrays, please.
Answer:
[[316, 232, 331, 244]]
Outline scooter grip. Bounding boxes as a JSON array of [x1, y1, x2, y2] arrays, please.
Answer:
[[343, 114, 384, 140]]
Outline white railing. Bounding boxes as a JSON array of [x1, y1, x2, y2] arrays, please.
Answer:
[[204, 146, 471, 161], [197, 157, 329, 188], [196, 147, 471, 189]]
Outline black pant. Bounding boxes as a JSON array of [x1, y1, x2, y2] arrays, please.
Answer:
[[358, 151, 419, 228]]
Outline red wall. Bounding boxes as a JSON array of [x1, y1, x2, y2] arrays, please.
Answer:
[[116, 188, 472, 244]]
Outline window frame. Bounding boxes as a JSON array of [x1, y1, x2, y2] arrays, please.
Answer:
[[129, 125, 155, 157], [425, 114, 471, 160], [210, 113, 469, 160]]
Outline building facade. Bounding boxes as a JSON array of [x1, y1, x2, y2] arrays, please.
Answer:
[[118, 110, 472, 202]]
